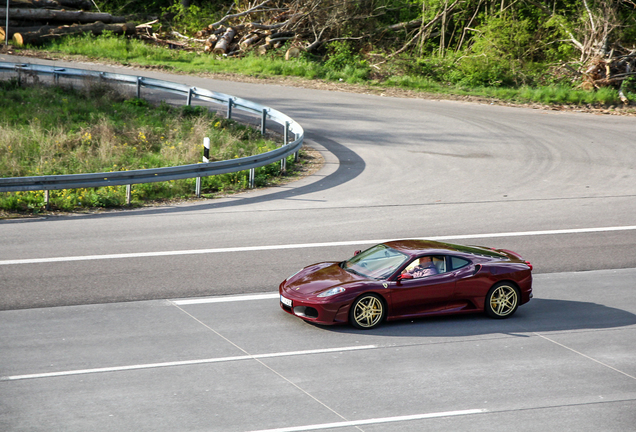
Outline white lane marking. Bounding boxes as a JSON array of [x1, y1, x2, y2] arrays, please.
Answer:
[[533, 332, 636, 381], [246, 409, 487, 432], [2, 225, 636, 266], [0, 345, 377, 381], [173, 293, 279, 305]]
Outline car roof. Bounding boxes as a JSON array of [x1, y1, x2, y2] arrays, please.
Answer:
[[383, 239, 508, 260]]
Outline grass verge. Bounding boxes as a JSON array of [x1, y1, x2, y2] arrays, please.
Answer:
[[0, 77, 309, 215], [34, 33, 636, 108]]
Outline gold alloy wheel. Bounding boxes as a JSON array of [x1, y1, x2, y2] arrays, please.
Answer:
[[489, 284, 518, 316], [352, 295, 384, 328]]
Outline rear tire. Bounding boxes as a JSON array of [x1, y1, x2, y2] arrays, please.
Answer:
[[485, 283, 520, 319], [349, 294, 385, 330]]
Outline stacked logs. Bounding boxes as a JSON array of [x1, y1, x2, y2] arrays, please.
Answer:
[[198, 24, 298, 57], [0, 0, 135, 46], [582, 52, 636, 102]]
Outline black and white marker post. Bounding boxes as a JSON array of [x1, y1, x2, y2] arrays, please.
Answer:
[[281, 121, 289, 173], [196, 137, 210, 197]]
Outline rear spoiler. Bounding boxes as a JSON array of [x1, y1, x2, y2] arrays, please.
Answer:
[[498, 249, 533, 270], [498, 248, 524, 260]]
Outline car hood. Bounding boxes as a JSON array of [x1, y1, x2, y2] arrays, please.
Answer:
[[285, 262, 362, 295]]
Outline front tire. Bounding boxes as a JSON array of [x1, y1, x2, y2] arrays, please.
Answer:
[[349, 294, 385, 330], [485, 283, 520, 319]]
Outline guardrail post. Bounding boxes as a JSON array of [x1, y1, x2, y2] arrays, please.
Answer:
[[294, 132, 300, 162], [136, 77, 142, 99], [284, 122, 289, 146], [53, 68, 65, 85], [227, 98, 233, 119], [249, 168, 255, 189], [14, 64, 27, 86], [281, 121, 289, 173], [126, 184, 132, 205], [261, 109, 267, 135], [187, 87, 194, 106], [44, 190, 49, 210]]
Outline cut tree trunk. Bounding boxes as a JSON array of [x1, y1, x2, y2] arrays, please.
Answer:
[[265, 31, 294, 44], [1, 25, 54, 40], [0, 8, 126, 24], [203, 34, 219, 52], [239, 32, 262, 48], [6, 0, 61, 8], [285, 46, 301, 59], [56, 0, 94, 9], [212, 27, 236, 54], [12, 21, 136, 46]]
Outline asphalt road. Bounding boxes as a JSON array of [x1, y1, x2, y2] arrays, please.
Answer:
[[1, 271, 635, 431], [1, 54, 635, 431]]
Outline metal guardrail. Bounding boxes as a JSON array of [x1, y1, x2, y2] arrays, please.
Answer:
[[0, 62, 304, 194]]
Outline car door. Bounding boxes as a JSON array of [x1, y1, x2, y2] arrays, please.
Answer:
[[389, 257, 457, 317]]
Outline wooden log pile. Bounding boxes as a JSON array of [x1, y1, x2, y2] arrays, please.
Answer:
[[581, 51, 636, 103], [155, 0, 333, 58], [0, 0, 135, 46], [1, 0, 364, 59]]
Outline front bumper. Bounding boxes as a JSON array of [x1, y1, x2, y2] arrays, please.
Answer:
[[279, 286, 350, 325]]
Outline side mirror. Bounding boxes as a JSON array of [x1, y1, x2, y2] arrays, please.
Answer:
[[397, 273, 413, 281], [353, 250, 361, 256]]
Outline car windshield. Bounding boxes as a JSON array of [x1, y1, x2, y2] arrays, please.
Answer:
[[342, 244, 409, 280]]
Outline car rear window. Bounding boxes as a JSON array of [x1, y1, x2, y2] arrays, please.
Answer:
[[450, 257, 470, 270]]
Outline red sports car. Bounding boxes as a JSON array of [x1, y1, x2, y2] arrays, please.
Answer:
[[279, 240, 533, 329]]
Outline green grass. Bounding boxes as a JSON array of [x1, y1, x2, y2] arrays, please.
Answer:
[[0, 79, 302, 214], [36, 33, 634, 106], [43, 33, 370, 84]]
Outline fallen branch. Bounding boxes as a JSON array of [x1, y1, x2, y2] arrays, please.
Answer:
[[136, 19, 159, 29], [239, 32, 263, 48], [265, 30, 294, 44], [171, 31, 207, 43], [389, 0, 462, 58], [210, 0, 273, 29]]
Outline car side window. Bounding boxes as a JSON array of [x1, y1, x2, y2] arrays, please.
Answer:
[[450, 256, 470, 270], [431, 255, 446, 273], [401, 255, 447, 279]]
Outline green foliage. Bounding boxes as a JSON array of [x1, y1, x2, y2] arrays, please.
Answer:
[[94, 0, 173, 15], [164, 1, 226, 33], [25, 1, 636, 110], [324, 41, 369, 75], [469, 16, 535, 62]]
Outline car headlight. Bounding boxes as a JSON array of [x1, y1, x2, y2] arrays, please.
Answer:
[[317, 287, 346, 297]]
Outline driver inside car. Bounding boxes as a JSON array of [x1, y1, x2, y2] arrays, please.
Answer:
[[403, 256, 439, 278]]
